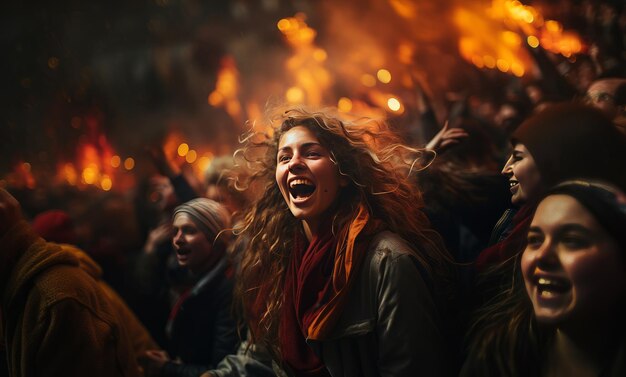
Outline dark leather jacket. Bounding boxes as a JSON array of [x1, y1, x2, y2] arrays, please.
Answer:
[[162, 257, 239, 377], [209, 231, 446, 377]]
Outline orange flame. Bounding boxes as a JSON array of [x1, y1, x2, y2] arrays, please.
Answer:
[[208, 56, 243, 122], [162, 129, 216, 185], [278, 13, 332, 106], [455, 0, 584, 77], [54, 114, 123, 191]]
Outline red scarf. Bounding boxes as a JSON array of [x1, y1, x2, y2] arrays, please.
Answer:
[[279, 204, 379, 376], [475, 203, 535, 272]]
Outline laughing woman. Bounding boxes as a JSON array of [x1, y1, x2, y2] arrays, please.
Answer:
[[203, 107, 455, 377], [462, 180, 626, 376]]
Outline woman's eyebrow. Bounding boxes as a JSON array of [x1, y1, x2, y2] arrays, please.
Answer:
[[278, 142, 322, 152], [301, 142, 322, 149], [556, 223, 593, 234]]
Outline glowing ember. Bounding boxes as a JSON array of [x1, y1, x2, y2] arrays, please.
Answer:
[[387, 97, 402, 112], [527, 35, 540, 48], [177, 143, 189, 157], [338, 97, 353, 112], [377, 69, 392, 84], [101, 175, 112, 191], [124, 158, 135, 170], [185, 150, 197, 164]]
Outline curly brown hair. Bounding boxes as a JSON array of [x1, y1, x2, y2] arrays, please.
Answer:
[[232, 106, 454, 357]]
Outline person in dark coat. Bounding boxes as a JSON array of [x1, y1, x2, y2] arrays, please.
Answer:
[[202, 106, 455, 377], [140, 198, 239, 377], [476, 102, 626, 273]]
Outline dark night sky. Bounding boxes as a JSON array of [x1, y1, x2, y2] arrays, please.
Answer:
[[1, 0, 296, 175]]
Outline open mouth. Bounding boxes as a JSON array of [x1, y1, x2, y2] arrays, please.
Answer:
[[509, 180, 519, 189], [176, 247, 190, 256], [536, 277, 571, 298], [289, 178, 316, 200]]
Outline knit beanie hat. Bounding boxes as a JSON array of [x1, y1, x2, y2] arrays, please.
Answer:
[[544, 180, 626, 252], [32, 210, 77, 244], [172, 198, 231, 243], [512, 102, 626, 191]]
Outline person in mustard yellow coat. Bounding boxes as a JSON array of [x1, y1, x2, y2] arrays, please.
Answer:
[[0, 188, 148, 377]]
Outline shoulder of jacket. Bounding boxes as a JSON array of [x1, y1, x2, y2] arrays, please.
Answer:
[[367, 231, 416, 260], [28, 265, 106, 309]]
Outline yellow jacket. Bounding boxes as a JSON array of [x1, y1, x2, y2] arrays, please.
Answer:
[[1, 220, 152, 376]]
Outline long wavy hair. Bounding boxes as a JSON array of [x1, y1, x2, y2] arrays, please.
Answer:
[[232, 106, 454, 356], [462, 253, 543, 377]]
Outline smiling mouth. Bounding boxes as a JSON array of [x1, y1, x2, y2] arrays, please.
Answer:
[[536, 277, 571, 298], [509, 180, 519, 189], [289, 178, 316, 200]]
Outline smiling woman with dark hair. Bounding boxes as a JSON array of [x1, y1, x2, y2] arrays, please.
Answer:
[[462, 180, 626, 376], [464, 102, 626, 376], [476, 102, 626, 270]]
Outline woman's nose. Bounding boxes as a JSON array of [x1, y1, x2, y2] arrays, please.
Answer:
[[534, 240, 559, 269], [288, 154, 305, 172], [173, 230, 184, 245], [501, 156, 514, 176]]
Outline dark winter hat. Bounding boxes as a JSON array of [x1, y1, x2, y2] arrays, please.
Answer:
[[32, 210, 77, 244], [512, 102, 626, 191], [544, 180, 626, 252]]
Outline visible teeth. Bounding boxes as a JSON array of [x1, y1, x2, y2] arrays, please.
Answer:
[[290, 178, 313, 188], [538, 278, 560, 286], [510, 181, 518, 187], [536, 277, 570, 294]]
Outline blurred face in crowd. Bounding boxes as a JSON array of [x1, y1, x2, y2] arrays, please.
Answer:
[[149, 175, 177, 211], [586, 79, 625, 119], [525, 85, 543, 105], [275, 125, 346, 237], [172, 213, 215, 274], [522, 195, 625, 326], [501, 143, 543, 206]]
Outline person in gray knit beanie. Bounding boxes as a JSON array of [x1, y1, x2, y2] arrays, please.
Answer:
[[170, 198, 232, 275], [140, 198, 238, 376]]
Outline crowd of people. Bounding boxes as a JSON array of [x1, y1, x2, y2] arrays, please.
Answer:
[[2, 1, 626, 376]]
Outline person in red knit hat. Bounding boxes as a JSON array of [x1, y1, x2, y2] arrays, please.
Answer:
[[31, 209, 77, 244], [476, 102, 626, 273], [465, 103, 626, 374]]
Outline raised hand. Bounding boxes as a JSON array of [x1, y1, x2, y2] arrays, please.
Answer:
[[425, 121, 469, 153]]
